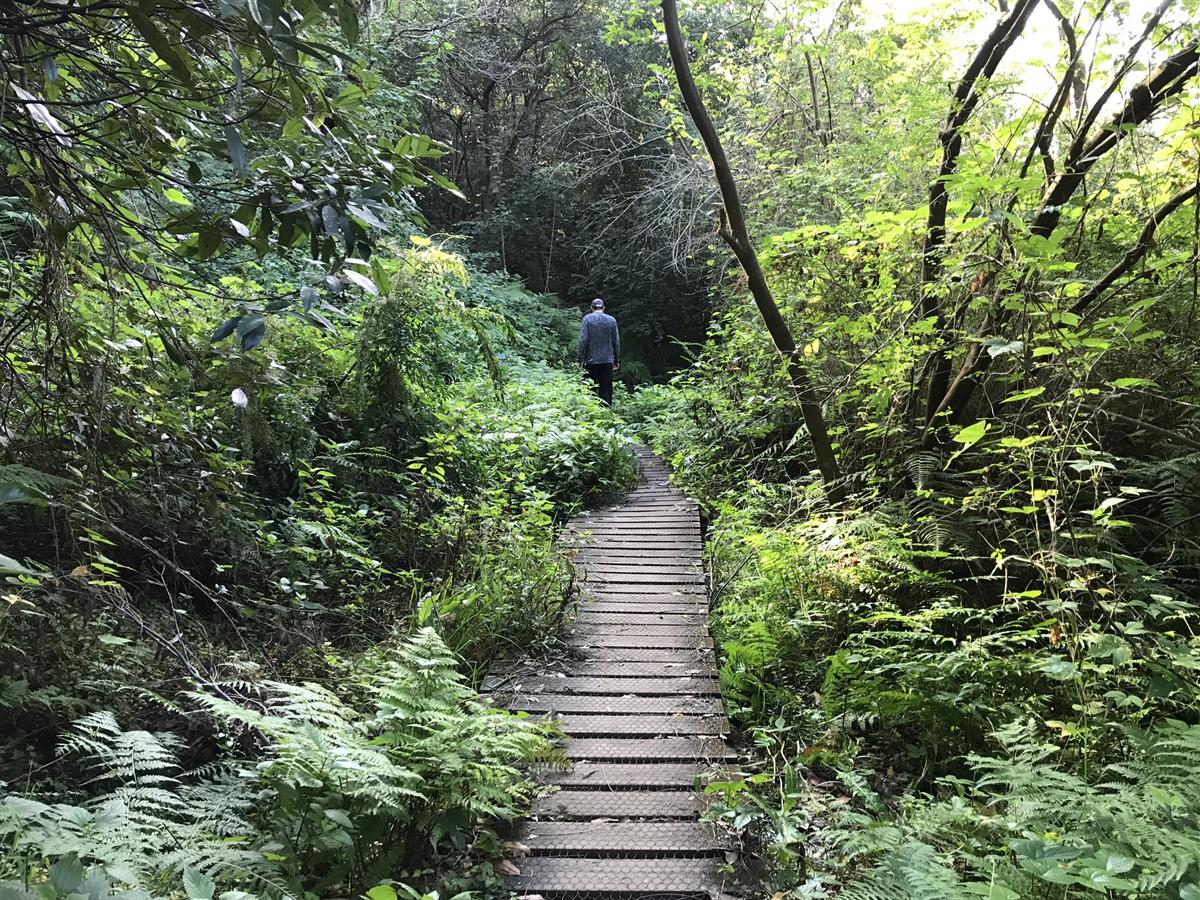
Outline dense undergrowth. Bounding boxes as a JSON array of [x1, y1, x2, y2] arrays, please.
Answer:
[[627, 318, 1200, 897], [5, 0, 1200, 897], [618, 1, 1200, 894], [623, 194, 1200, 900], [0, 239, 634, 898]]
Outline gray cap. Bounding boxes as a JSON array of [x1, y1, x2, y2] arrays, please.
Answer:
[[591, 298, 605, 309]]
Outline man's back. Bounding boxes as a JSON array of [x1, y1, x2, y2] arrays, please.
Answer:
[[578, 311, 620, 366]]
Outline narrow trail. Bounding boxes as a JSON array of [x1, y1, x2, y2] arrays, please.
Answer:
[[486, 448, 734, 898]]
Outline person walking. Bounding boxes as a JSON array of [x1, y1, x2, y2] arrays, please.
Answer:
[[577, 298, 620, 405]]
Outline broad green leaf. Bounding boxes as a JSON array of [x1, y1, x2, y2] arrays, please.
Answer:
[[1039, 655, 1078, 681], [343, 269, 378, 295], [953, 420, 988, 447], [962, 884, 1019, 900], [0, 483, 47, 505], [129, 10, 193, 86], [224, 123, 249, 174], [211, 316, 240, 342], [183, 867, 216, 900], [984, 336, 1024, 358], [48, 855, 85, 893], [237, 316, 267, 350], [0, 554, 38, 576], [335, 0, 359, 43], [1003, 386, 1045, 403]]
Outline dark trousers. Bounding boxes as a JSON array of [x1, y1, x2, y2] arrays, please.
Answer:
[[585, 363, 614, 405]]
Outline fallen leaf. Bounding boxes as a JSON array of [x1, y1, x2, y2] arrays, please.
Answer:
[[69, 565, 90, 577], [494, 859, 521, 876], [504, 840, 532, 857]]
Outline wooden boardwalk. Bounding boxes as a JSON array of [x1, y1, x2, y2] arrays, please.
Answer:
[[486, 448, 734, 898]]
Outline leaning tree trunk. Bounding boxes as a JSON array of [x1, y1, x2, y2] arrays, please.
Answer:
[[661, 0, 845, 500]]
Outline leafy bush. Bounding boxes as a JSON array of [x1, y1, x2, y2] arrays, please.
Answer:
[[647, 370, 1200, 896], [0, 235, 634, 889], [831, 721, 1200, 899], [424, 361, 637, 512]]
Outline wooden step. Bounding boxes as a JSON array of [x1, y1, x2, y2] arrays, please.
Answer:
[[549, 661, 716, 678], [577, 602, 708, 615], [550, 713, 728, 736], [563, 737, 736, 762], [498, 449, 734, 899], [583, 585, 707, 598], [577, 612, 707, 627], [516, 821, 726, 853], [484, 675, 720, 695], [586, 572, 706, 585], [531, 790, 705, 819], [573, 632, 713, 649], [569, 646, 715, 663], [541, 762, 704, 788], [505, 693, 721, 715], [571, 622, 709, 637], [512, 857, 727, 895]]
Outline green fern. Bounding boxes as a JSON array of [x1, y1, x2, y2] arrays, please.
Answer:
[[2, 630, 553, 899], [0, 464, 69, 505], [833, 721, 1200, 899], [840, 840, 967, 900]]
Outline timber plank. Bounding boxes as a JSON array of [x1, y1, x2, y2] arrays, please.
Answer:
[[512, 858, 727, 893], [483, 675, 720, 695], [549, 713, 728, 736], [562, 737, 735, 761], [515, 821, 726, 853], [530, 790, 704, 819], [504, 694, 721, 715]]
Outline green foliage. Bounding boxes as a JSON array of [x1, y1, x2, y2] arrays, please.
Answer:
[[379, 0, 716, 374], [428, 362, 636, 510], [830, 721, 1200, 899], [630, 0, 1200, 893], [0, 0, 441, 300], [7, 0, 1200, 896], [1, 229, 628, 889], [0, 630, 554, 899]]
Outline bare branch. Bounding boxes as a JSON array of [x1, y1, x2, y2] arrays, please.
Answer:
[[919, 0, 1040, 424]]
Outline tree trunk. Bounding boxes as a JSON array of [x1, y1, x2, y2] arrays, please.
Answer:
[[661, 0, 844, 500]]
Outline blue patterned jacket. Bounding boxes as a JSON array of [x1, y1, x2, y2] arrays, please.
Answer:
[[577, 311, 621, 366]]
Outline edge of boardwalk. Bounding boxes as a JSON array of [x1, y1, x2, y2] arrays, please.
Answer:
[[487, 448, 739, 899]]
